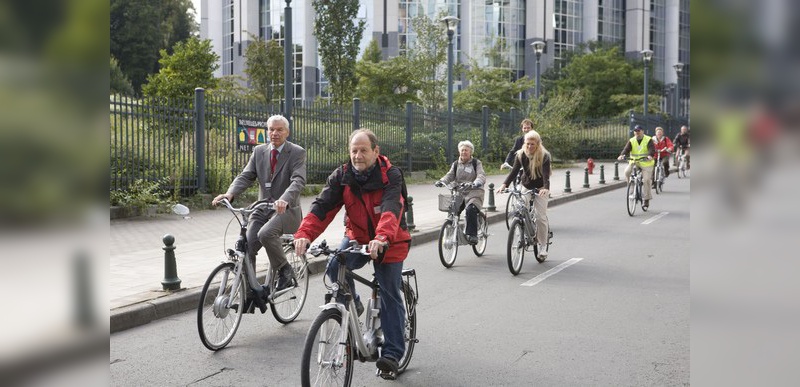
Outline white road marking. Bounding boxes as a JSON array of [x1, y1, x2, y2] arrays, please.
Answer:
[[641, 211, 669, 225], [521, 258, 583, 287]]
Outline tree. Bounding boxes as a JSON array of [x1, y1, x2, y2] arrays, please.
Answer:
[[312, 0, 366, 106], [454, 38, 533, 112], [244, 34, 284, 104], [356, 48, 421, 108], [111, 56, 135, 96], [142, 37, 219, 100], [361, 38, 382, 64], [529, 89, 586, 160], [404, 12, 449, 111]]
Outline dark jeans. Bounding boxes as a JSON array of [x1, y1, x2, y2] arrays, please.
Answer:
[[458, 203, 479, 237], [326, 238, 406, 361]]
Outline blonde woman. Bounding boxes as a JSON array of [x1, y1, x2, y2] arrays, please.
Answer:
[[496, 130, 551, 259]]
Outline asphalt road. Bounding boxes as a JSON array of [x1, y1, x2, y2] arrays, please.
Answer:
[[111, 177, 690, 386]]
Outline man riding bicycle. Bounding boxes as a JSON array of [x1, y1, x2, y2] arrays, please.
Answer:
[[211, 115, 307, 311], [293, 128, 411, 377], [673, 125, 690, 170], [500, 118, 533, 169], [617, 124, 656, 210], [653, 127, 674, 179]]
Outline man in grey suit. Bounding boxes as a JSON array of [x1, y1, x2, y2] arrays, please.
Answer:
[[212, 114, 307, 299]]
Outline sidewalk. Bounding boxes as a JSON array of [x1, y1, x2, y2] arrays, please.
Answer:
[[111, 161, 627, 332]]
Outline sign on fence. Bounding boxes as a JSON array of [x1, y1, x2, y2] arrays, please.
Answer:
[[237, 118, 269, 152]]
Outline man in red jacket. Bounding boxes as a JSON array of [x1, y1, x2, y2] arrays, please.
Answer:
[[294, 128, 411, 376]]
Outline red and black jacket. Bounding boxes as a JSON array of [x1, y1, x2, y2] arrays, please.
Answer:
[[294, 155, 411, 263]]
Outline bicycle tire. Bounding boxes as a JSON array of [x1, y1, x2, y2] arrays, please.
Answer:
[[655, 166, 663, 194], [397, 281, 417, 374], [504, 194, 513, 229], [438, 220, 458, 268], [626, 179, 637, 216], [300, 308, 354, 387], [269, 244, 309, 324], [472, 212, 488, 256], [507, 219, 525, 275], [197, 262, 245, 351]]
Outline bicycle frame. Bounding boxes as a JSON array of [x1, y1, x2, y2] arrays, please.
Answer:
[[507, 187, 537, 242], [443, 183, 474, 246]]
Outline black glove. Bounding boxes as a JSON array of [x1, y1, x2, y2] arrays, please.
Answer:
[[435, 181, 445, 187]]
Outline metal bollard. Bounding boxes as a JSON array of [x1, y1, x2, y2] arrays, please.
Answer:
[[583, 167, 590, 188], [613, 161, 620, 181], [564, 171, 572, 193], [405, 196, 416, 232], [487, 183, 496, 212], [161, 234, 182, 291], [599, 165, 606, 184]]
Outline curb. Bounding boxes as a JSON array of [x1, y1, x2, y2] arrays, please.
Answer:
[[111, 181, 626, 333]]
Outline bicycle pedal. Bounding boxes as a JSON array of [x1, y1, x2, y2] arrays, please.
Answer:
[[377, 370, 397, 380]]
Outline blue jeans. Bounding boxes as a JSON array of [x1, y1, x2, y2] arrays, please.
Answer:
[[326, 238, 406, 361]]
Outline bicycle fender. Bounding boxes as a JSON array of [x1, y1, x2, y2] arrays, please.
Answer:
[[319, 302, 346, 315]]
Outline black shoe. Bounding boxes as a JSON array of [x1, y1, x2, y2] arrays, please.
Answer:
[[465, 235, 478, 245], [275, 264, 296, 291], [376, 356, 399, 379]]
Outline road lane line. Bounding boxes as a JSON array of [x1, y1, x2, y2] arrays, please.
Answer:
[[521, 258, 583, 287], [641, 211, 669, 225]]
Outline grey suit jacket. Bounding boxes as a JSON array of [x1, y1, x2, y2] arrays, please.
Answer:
[[225, 141, 307, 208]]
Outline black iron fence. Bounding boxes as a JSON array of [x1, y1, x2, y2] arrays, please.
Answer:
[[110, 90, 687, 196]]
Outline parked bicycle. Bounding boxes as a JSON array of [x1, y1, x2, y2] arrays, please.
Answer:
[[436, 182, 489, 268], [301, 240, 418, 386], [503, 186, 553, 275], [196, 198, 309, 351], [676, 146, 690, 179], [626, 158, 650, 216]]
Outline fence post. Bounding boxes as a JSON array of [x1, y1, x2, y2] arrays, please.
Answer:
[[583, 167, 590, 188], [481, 105, 489, 154], [161, 234, 181, 291], [509, 107, 517, 132], [405, 196, 416, 232], [353, 98, 361, 130], [195, 88, 206, 193], [564, 171, 572, 193], [614, 161, 620, 180], [487, 183, 496, 212], [406, 101, 413, 172], [599, 165, 606, 184]]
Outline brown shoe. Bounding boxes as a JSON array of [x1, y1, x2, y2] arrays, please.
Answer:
[[643, 200, 650, 211]]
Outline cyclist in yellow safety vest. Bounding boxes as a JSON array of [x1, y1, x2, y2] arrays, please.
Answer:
[[617, 125, 656, 210]]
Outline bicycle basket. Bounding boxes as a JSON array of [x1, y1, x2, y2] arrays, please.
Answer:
[[438, 194, 463, 212]]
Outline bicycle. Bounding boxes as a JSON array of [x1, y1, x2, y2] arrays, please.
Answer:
[[197, 198, 310, 351], [503, 186, 553, 275], [301, 240, 419, 386], [676, 146, 689, 178], [625, 158, 650, 216], [653, 151, 669, 194], [436, 182, 489, 268], [504, 172, 521, 229]]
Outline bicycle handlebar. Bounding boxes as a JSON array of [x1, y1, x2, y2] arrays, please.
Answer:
[[308, 239, 373, 258]]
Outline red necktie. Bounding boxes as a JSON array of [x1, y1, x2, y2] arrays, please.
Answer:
[[271, 149, 278, 175]]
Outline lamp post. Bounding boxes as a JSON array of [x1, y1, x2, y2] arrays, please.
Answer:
[[673, 62, 684, 117], [641, 49, 653, 125], [531, 40, 545, 107], [284, 0, 293, 124], [442, 16, 459, 164]]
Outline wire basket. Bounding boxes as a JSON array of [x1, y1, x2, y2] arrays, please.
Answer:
[[438, 193, 463, 212]]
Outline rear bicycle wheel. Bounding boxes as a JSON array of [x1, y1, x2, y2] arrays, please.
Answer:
[[626, 179, 637, 216], [270, 244, 309, 324], [507, 219, 525, 275], [300, 309, 353, 387], [504, 194, 513, 229], [472, 212, 488, 256], [397, 281, 417, 374], [197, 262, 245, 351], [438, 220, 458, 268]]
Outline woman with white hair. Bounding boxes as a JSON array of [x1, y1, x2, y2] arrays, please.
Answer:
[[496, 130, 551, 260], [435, 140, 486, 244]]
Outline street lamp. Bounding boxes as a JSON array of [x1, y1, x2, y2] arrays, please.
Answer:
[[673, 62, 684, 117], [641, 49, 653, 125], [284, 0, 293, 124], [442, 16, 459, 164], [531, 40, 545, 105]]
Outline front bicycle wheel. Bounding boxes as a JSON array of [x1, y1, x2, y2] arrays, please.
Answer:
[[626, 179, 637, 216], [270, 244, 309, 324], [301, 308, 354, 387], [654, 167, 663, 194], [472, 212, 488, 256], [507, 219, 525, 275], [397, 281, 417, 374], [438, 220, 458, 268], [504, 194, 513, 229], [197, 262, 245, 351]]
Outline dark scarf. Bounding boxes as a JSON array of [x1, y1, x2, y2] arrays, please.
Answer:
[[352, 163, 377, 185]]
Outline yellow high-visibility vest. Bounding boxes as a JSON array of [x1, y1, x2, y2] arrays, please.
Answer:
[[629, 136, 655, 167]]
